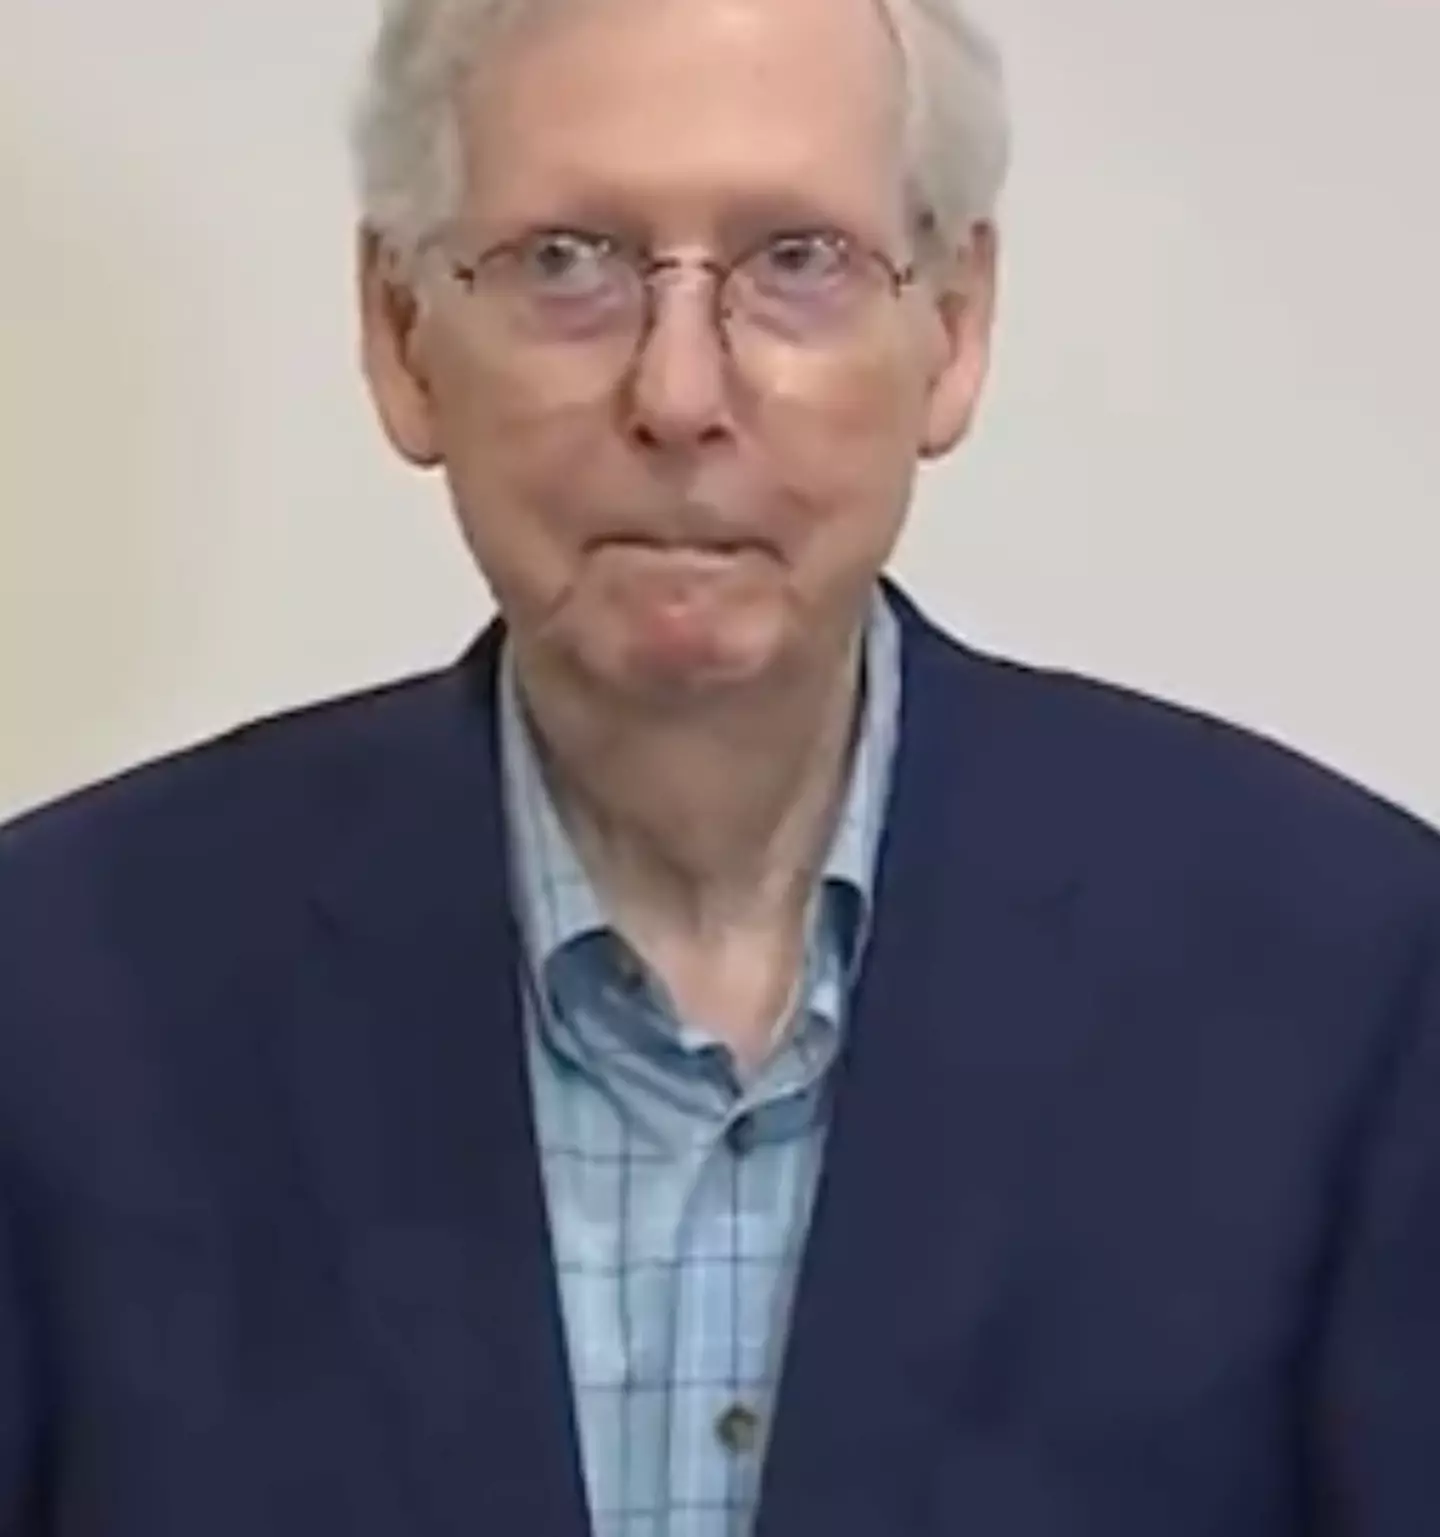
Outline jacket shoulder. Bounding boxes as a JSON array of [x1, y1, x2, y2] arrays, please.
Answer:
[[0, 663, 467, 933], [909, 616, 1440, 924]]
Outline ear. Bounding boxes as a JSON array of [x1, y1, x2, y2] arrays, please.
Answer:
[[919, 220, 999, 460], [357, 227, 443, 469]]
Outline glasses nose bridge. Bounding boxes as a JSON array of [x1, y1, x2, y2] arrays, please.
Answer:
[[636, 253, 734, 344]]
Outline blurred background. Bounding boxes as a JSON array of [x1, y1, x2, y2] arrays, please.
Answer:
[[3, 0, 1437, 823]]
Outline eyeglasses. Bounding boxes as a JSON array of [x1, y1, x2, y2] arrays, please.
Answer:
[[437, 225, 921, 391]]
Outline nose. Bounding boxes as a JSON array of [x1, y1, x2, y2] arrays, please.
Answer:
[[623, 266, 736, 453]]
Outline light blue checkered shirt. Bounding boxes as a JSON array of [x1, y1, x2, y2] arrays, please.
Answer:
[[498, 589, 901, 1537]]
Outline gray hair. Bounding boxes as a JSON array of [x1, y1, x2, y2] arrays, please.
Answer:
[[350, 0, 1010, 258]]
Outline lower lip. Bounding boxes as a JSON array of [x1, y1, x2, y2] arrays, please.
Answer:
[[603, 541, 753, 566]]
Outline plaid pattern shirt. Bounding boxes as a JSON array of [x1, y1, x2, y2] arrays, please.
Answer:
[[498, 589, 901, 1537]]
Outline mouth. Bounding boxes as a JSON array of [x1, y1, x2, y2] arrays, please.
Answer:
[[590, 534, 770, 559]]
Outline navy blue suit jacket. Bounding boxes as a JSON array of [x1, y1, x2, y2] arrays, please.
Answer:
[[2, 586, 1438, 1535]]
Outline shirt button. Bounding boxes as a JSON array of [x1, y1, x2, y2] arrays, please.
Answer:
[[715, 1401, 762, 1455], [724, 1115, 757, 1157]]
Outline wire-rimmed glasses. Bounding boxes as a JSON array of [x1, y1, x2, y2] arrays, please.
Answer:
[[436, 224, 921, 395]]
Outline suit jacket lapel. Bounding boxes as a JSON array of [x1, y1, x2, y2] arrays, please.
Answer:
[[757, 591, 1097, 1537], [276, 624, 592, 1537]]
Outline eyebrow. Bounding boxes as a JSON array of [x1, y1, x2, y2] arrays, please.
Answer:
[[471, 184, 902, 253]]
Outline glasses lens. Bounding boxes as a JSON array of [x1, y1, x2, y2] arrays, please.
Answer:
[[719, 243, 900, 393], [453, 244, 639, 399], [727, 235, 889, 341]]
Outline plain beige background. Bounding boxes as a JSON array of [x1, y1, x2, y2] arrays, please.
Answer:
[[3, 0, 1437, 825]]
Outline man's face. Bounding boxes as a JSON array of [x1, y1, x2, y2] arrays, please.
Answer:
[[363, 0, 995, 698]]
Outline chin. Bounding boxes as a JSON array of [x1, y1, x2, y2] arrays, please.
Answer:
[[589, 605, 793, 700], [530, 548, 805, 699]]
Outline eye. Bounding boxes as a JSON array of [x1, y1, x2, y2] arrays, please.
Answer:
[[749, 230, 855, 292], [513, 230, 621, 295]]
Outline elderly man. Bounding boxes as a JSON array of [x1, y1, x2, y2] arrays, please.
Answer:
[[1, 0, 1438, 1532]]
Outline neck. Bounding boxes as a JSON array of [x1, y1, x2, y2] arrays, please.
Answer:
[[512, 622, 866, 940]]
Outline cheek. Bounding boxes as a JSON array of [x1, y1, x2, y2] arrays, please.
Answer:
[[450, 401, 606, 511], [761, 351, 926, 542], [423, 315, 607, 476], [431, 381, 616, 614], [433, 339, 593, 483]]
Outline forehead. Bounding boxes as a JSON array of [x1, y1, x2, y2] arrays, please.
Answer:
[[453, 0, 910, 237]]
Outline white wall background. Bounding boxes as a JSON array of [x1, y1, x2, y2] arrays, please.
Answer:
[[3, 0, 1437, 824]]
